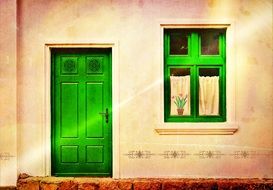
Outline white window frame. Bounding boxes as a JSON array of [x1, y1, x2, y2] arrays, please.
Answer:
[[155, 20, 238, 135]]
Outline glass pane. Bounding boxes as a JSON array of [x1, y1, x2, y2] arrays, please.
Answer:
[[200, 30, 222, 55], [199, 68, 219, 76], [199, 68, 219, 115], [170, 68, 190, 116], [170, 32, 188, 55]]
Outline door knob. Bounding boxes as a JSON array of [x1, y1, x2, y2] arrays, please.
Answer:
[[99, 108, 109, 123]]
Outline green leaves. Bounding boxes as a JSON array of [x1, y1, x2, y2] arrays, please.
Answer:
[[173, 95, 187, 109]]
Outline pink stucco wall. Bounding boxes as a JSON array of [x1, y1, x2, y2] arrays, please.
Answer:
[[0, 0, 272, 186], [0, 0, 17, 186]]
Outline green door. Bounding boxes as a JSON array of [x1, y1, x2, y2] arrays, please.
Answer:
[[51, 48, 112, 176]]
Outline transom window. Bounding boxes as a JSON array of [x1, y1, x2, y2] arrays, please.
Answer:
[[164, 29, 226, 122]]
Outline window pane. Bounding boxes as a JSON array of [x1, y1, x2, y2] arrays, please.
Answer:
[[170, 68, 190, 116], [170, 32, 188, 55], [200, 30, 222, 55], [199, 68, 219, 115], [199, 68, 219, 76]]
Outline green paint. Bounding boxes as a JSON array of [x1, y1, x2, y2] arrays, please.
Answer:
[[164, 29, 226, 122], [51, 48, 112, 176]]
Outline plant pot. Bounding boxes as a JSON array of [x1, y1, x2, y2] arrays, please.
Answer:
[[177, 108, 184, 115]]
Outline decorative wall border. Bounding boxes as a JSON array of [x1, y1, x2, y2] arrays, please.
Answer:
[[124, 151, 155, 159], [123, 150, 273, 160], [0, 152, 15, 161], [159, 151, 190, 159], [44, 42, 120, 178]]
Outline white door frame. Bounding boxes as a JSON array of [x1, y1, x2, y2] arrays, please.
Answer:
[[43, 42, 120, 178]]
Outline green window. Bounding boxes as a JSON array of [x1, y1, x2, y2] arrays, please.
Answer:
[[164, 29, 226, 122]]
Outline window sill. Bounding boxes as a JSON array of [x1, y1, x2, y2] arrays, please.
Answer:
[[155, 123, 238, 135]]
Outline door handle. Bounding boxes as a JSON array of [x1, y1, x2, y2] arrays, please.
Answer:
[[99, 108, 109, 123]]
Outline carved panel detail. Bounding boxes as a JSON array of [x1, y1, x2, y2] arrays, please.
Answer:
[[64, 59, 76, 72], [86, 57, 103, 74], [61, 57, 78, 74]]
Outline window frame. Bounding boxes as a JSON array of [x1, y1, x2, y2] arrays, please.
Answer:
[[164, 29, 226, 122], [156, 23, 238, 135]]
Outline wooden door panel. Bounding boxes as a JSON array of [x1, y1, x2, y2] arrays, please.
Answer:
[[86, 82, 104, 138], [51, 48, 112, 176], [60, 83, 79, 138]]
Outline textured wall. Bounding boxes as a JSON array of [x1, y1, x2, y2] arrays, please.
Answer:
[[0, 0, 17, 186], [2, 0, 272, 186]]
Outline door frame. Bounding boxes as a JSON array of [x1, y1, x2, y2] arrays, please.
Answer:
[[43, 42, 120, 178]]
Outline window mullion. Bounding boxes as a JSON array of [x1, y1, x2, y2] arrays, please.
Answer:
[[191, 32, 199, 59], [191, 65, 197, 119], [191, 32, 199, 119]]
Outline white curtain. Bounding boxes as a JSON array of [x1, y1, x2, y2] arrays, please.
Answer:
[[199, 76, 219, 115], [170, 76, 190, 115]]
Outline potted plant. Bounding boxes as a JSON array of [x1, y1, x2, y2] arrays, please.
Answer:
[[173, 94, 188, 115]]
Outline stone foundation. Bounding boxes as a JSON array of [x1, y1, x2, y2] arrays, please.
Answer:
[[15, 174, 273, 190]]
